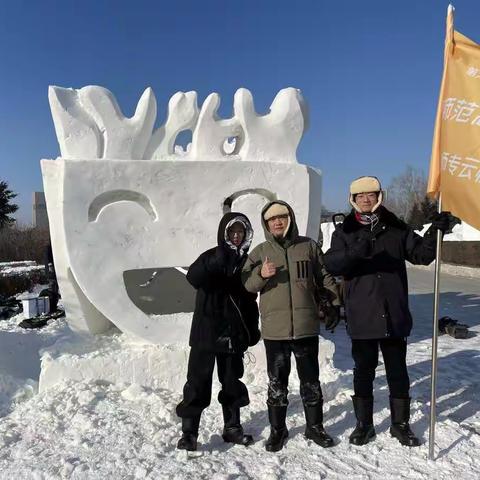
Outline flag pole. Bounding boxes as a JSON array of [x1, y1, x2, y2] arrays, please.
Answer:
[[428, 5, 454, 460], [428, 194, 443, 461]]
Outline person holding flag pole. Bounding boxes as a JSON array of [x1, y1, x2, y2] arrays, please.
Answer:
[[324, 177, 450, 447], [427, 3, 480, 460]]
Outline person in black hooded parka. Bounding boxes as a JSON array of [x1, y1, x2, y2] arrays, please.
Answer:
[[324, 176, 450, 448], [176, 212, 260, 451]]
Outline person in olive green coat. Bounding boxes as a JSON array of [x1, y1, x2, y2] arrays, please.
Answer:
[[242, 200, 341, 452]]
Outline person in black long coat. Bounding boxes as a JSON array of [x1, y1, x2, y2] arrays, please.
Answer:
[[176, 212, 260, 451], [324, 176, 450, 447]]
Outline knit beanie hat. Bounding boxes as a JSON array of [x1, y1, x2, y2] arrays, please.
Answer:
[[349, 176, 383, 213]]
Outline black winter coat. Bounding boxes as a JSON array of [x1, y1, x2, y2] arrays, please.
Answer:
[[187, 212, 260, 353], [324, 207, 437, 339]]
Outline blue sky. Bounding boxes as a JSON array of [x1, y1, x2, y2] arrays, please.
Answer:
[[1, 0, 480, 223]]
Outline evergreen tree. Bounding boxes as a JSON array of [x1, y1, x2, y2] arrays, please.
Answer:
[[407, 201, 423, 228], [0, 180, 18, 229], [415, 196, 460, 232], [419, 196, 438, 223]]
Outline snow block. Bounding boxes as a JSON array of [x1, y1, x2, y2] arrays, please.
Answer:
[[42, 158, 321, 342], [39, 322, 340, 401]]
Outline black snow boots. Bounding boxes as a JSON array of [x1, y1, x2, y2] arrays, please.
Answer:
[[349, 397, 420, 447], [304, 403, 334, 448], [221, 405, 254, 446], [265, 403, 334, 451], [265, 406, 289, 452], [177, 407, 254, 451], [177, 416, 200, 451], [349, 396, 376, 445], [389, 397, 420, 447]]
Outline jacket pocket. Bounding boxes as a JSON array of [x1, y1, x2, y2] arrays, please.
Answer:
[[294, 259, 311, 281]]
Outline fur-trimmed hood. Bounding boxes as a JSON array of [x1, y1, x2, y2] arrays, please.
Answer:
[[260, 200, 299, 247], [217, 211, 253, 257]]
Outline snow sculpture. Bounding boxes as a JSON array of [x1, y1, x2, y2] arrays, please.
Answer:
[[144, 91, 198, 159], [42, 85, 322, 344]]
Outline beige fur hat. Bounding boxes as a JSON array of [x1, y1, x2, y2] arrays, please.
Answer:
[[263, 203, 290, 221], [349, 176, 383, 212]]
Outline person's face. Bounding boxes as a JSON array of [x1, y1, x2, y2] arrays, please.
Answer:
[[267, 214, 289, 238], [228, 223, 246, 246], [355, 192, 378, 213]]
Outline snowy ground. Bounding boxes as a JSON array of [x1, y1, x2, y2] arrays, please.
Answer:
[[0, 268, 479, 479], [0, 261, 44, 277]]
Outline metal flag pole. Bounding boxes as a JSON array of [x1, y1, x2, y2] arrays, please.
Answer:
[[428, 194, 443, 461]]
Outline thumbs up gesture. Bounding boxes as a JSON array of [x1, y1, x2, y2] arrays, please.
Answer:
[[261, 256, 276, 279]]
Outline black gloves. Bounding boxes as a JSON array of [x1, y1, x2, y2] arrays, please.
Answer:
[[325, 305, 342, 332], [430, 211, 452, 234], [349, 232, 371, 259]]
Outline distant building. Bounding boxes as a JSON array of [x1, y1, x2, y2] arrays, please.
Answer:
[[32, 192, 49, 229]]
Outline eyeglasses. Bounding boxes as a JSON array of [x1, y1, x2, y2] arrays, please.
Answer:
[[355, 193, 378, 201]]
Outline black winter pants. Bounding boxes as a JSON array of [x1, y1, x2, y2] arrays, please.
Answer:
[[176, 347, 249, 419], [351, 338, 410, 399], [264, 336, 322, 407]]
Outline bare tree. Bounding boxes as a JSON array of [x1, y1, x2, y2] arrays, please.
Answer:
[[384, 166, 427, 220], [0, 224, 50, 262]]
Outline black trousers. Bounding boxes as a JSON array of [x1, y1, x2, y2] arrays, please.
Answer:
[[264, 336, 322, 407], [176, 347, 249, 419], [351, 338, 410, 399]]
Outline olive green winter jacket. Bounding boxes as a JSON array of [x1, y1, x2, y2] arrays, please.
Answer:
[[242, 201, 341, 340]]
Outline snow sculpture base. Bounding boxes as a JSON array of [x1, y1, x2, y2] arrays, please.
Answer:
[[39, 325, 339, 400], [42, 158, 322, 343]]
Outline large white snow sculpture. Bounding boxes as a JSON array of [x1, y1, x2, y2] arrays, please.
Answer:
[[42, 85, 322, 344]]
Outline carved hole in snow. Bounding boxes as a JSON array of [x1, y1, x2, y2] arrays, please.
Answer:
[[88, 190, 157, 222], [173, 129, 192, 156], [223, 189, 277, 239], [222, 136, 243, 156], [223, 188, 277, 213]]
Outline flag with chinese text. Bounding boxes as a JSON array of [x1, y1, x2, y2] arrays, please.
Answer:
[[428, 7, 480, 230]]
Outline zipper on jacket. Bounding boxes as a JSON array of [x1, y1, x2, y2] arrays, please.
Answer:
[[285, 249, 294, 338], [229, 294, 251, 345]]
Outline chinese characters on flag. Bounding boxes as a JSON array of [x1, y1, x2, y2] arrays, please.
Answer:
[[428, 8, 480, 230]]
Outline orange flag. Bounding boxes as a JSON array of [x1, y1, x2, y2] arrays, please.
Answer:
[[428, 5, 480, 230]]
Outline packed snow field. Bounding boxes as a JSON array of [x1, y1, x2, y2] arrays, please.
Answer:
[[0, 268, 480, 479]]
